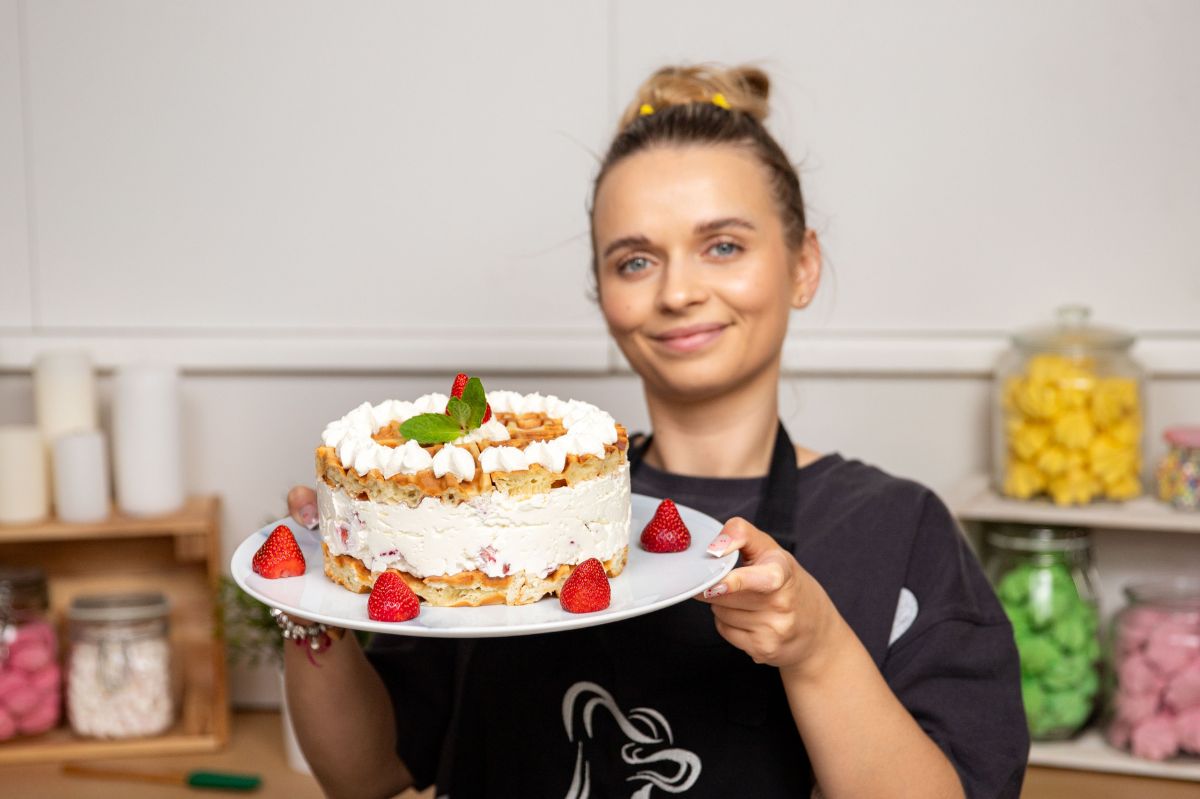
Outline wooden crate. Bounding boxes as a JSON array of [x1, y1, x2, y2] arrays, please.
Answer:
[[0, 496, 229, 764]]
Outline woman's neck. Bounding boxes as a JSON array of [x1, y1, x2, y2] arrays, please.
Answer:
[[641, 363, 780, 478]]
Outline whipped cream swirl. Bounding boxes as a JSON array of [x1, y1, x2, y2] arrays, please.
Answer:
[[321, 391, 620, 482]]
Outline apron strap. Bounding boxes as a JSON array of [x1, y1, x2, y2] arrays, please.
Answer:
[[629, 420, 799, 538]]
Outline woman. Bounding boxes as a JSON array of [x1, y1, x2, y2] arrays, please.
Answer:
[[280, 64, 1028, 798]]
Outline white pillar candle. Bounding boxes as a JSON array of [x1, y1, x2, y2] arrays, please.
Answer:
[[0, 425, 51, 525], [112, 364, 184, 517], [34, 349, 98, 442], [52, 430, 112, 523]]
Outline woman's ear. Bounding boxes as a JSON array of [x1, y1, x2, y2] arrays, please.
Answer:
[[790, 229, 822, 309]]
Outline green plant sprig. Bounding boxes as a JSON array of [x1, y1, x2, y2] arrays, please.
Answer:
[[400, 377, 487, 445]]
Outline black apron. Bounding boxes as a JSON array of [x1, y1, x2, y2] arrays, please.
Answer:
[[625, 419, 800, 541], [437, 421, 812, 796]]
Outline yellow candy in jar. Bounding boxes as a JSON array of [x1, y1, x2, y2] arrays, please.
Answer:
[[1054, 409, 1096, 451], [1001, 351, 1141, 504], [1010, 421, 1051, 461], [1035, 445, 1070, 478], [1103, 472, 1141, 501], [1049, 467, 1099, 506], [1092, 377, 1137, 427], [1110, 417, 1140, 448], [1004, 460, 1046, 500], [1015, 379, 1060, 420], [1088, 435, 1134, 480]]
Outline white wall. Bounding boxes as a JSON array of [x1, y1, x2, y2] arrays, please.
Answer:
[[2, 0, 1198, 373], [2, 1, 1198, 704]]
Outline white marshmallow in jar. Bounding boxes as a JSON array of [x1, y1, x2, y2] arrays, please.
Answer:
[[66, 592, 174, 739]]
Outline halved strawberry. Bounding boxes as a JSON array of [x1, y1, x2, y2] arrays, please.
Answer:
[[368, 571, 421, 622], [252, 525, 306, 578], [640, 498, 691, 553], [482, 403, 492, 423], [559, 558, 611, 613], [449, 372, 469, 398]]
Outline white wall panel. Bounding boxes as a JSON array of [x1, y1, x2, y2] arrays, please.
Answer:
[[612, 0, 1200, 334], [0, 0, 32, 328], [24, 1, 608, 336]]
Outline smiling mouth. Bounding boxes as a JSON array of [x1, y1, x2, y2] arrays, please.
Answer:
[[650, 323, 729, 353]]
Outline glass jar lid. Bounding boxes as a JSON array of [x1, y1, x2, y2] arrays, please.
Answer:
[[68, 592, 170, 623], [1164, 427, 1200, 449], [0, 567, 49, 615], [1012, 305, 1135, 355], [1125, 577, 1200, 609], [985, 523, 1091, 552]]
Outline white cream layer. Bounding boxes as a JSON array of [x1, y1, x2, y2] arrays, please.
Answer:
[[317, 465, 631, 579]]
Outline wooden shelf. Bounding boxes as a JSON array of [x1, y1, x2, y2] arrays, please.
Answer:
[[947, 475, 1200, 534], [0, 496, 219, 543], [1031, 730, 1200, 782], [0, 495, 229, 765]]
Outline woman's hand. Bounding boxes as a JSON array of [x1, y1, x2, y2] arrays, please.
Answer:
[[696, 517, 843, 680], [287, 485, 319, 530]]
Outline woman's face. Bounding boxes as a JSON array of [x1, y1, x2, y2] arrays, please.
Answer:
[[593, 145, 820, 402]]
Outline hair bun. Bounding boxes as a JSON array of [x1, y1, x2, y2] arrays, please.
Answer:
[[618, 63, 772, 130]]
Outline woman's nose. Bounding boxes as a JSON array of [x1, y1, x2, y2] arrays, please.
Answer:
[[656, 259, 708, 312]]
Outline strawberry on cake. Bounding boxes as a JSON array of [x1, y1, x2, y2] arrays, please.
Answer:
[[315, 375, 631, 607]]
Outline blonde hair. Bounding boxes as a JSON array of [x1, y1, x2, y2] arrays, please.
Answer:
[[616, 64, 772, 129], [592, 63, 805, 277]]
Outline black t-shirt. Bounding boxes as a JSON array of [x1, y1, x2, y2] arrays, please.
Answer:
[[365, 451, 1029, 798]]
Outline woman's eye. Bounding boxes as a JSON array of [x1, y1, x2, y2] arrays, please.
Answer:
[[708, 241, 742, 258], [618, 256, 651, 275]]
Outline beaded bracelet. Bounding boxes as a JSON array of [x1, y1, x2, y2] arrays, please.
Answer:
[[270, 607, 345, 663]]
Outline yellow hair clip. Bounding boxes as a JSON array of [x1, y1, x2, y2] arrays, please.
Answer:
[[711, 93, 731, 110], [639, 103, 655, 116]]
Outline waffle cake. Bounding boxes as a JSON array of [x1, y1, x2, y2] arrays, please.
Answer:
[[315, 388, 631, 607]]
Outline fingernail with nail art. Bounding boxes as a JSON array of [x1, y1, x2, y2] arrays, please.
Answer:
[[703, 583, 728, 599], [299, 505, 318, 530], [706, 535, 732, 556]]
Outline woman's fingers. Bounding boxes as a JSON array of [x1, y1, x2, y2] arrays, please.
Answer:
[[705, 516, 777, 560], [287, 485, 318, 529], [699, 557, 791, 602]]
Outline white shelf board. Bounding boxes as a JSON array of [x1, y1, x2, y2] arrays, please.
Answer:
[[947, 475, 1200, 534], [1030, 730, 1200, 781]]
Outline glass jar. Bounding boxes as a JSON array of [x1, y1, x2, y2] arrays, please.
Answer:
[[1106, 579, 1200, 761], [66, 592, 173, 739], [0, 567, 62, 740], [993, 305, 1145, 505], [1156, 427, 1200, 510], [984, 524, 1101, 739]]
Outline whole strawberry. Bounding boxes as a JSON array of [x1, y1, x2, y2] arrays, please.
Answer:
[[640, 498, 691, 553], [368, 571, 421, 622], [559, 558, 611, 613], [252, 524, 306, 578], [445, 372, 492, 422]]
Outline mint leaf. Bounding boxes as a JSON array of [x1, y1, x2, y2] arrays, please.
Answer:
[[446, 397, 472, 429], [463, 377, 486, 428], [399, 413, 463, 444]]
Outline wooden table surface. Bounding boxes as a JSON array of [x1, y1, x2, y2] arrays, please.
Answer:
[[1, 710, 1195, 798]]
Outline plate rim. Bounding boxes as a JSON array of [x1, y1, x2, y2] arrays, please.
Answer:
[[230, 493, 735, 638]]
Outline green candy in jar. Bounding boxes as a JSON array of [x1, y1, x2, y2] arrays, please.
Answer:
[[984, 524, 1101, 740]]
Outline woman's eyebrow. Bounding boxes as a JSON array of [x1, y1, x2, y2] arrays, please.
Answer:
[[602, 234, 651, 259], [694, 217, 756, 235]]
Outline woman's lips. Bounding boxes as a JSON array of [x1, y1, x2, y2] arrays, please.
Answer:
[[651, 323, 728, 353]]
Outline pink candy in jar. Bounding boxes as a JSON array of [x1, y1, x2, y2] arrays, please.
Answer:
[[0, 567, 62, 740], [1108, 579, 1200, 761]]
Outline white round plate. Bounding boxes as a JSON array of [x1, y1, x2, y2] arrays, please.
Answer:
[[230, 493, 735, 638]]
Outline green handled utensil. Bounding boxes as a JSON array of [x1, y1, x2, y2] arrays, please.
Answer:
[[63, 763, 262, 791]]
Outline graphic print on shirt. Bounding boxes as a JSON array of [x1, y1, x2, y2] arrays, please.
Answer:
[[888, 587, 919, 647], [562, 681, 702, 798]]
